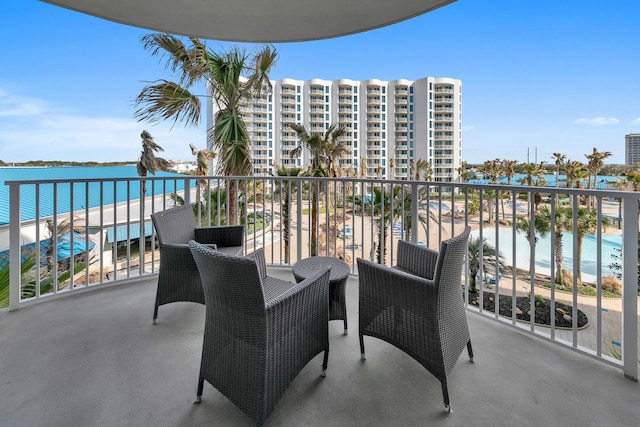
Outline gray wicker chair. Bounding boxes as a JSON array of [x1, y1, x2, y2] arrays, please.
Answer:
[[150, 205, 243, 324], [188, 241, 331, 426], [357, 226, 473, 413]]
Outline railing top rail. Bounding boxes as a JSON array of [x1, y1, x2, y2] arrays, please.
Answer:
[[5, 175, 640, 200], [4, 175, 194, 186]]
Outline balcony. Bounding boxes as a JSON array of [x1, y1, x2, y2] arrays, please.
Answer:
[[2, 175, 639, 426]]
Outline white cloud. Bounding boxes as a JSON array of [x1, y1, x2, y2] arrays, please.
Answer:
[[574, 117, 619, 126], [462, 125, 475, 131], [0, 89, 206, 163], [0, 89, 48, 117], [631, 117, 640, 126]]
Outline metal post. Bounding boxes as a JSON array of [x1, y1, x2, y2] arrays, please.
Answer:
[[411, 182, 418, 243], [9, 184, 20, 311], [622, 197, 638, 380]]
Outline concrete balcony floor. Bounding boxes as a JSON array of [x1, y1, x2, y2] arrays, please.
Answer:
[[1, 268, 639, 427]]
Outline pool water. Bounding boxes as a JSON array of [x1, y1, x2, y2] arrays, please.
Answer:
[[472, 227, 622, 283]]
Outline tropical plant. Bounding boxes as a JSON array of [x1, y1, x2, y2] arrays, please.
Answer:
[[367, 186, 397, 264], [414, 158, 433, 181], [288, 123, 349, 256], [570, 206, 609, 281], [585, 147, 612, 190], [502, 159, 518, 185], [608, 232, 640, 293], [467, 236, 507, 293], [515, 212, 551, 246], [537, 205, 572, 285], [456, 161, 473, 183], [365, 185, 428, 265], [585, 147, 612, 208], [564, 160, 588, 189], [551, 152, 566, 188], [136, 130, 169, 194], [134, 34, 277, 225], [272, 164, 302, 263], [0, 253, 37, 309]]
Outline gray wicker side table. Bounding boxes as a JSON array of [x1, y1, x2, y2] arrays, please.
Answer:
[[292, 256, 350, 335]]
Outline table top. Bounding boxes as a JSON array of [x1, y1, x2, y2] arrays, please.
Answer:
[[292, 256, 350, 282]]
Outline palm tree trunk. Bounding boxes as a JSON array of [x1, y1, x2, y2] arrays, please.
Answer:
[[576, 234, 583, 281], [554, 231, 564, 285]]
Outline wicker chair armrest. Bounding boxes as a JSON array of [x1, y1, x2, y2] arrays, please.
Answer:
[[161, 242, 216, 255], [357, 258, 437, 321], [265, 267, 330, 312], [396, 240, 439, 279], [195, 225, 244, 247], [244, 248, 267, 280]]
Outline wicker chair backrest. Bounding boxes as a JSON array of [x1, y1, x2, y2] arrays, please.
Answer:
[[151, 205, 196, 246], [433, 226, 471, 293], [189, 241, 267, 339]]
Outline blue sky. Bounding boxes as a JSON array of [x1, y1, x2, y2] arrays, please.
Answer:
[[1, 0, 639, 165]]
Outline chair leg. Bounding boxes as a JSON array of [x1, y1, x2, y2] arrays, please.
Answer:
[[359, 335, 366, 360], [441, 381, 452, 413], [194, 377, 204, 404], [152, 305, 159, 325], [321, 349, 329, 377], [467, 340, 474, 363], [343, 317, 348, 335]]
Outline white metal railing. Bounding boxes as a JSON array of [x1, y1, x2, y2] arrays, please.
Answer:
[[4, 175, 639, 379]]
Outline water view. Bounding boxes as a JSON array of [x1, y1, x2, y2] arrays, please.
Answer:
[[473, 227, 622, 283]]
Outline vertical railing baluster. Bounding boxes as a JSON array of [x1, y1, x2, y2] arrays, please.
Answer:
[[9, 183, 20, 310], [622, 196, 639, 380]]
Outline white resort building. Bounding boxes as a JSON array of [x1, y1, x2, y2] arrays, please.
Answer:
[[207, 77, 462, 182]]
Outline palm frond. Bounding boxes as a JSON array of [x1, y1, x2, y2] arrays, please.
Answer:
[[134, 80, 201, 127]]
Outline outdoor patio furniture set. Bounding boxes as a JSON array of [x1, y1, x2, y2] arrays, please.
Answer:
[[151, 205, 473, 425]]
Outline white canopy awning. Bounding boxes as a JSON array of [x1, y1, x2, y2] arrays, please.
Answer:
[[41, 0, 456, 42]]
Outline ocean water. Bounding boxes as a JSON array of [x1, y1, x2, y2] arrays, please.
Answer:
[[0, 166, 193, 225], [472, 227, 622, 283]]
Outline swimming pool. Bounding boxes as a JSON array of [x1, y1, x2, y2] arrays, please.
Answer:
[[471, 227, 622, 283]]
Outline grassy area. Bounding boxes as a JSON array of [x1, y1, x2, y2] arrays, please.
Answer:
[[539, 280, 621, 298], [301, 207, 327, 215]]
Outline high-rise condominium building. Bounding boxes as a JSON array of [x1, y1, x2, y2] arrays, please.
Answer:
[[626, 133, 640, 165], [207, 77, 462, 182]]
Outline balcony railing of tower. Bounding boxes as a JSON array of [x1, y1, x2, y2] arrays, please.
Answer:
[[4, 175, 639, 380]]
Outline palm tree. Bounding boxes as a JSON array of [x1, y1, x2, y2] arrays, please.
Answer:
[[483, 159, 500, 183], [136, 130, 169, 194], [190, 143, 215, 209], [551, 152, 566, 188], [585, 147, 612, 190], [457, 161, 473, 183], [273, 164, 302, 263], [585, 147, 612, 208], [564, 160, 588, 189], [515, 212, 551, 246], [502, 159, 518, 185], [288, 123, 349, 256], [366, 185, 430, 264], [190, 143, 215, 177], [367, 186, 397, 264], [134, 34, 277, 225], [414, 159, 433, 181], [468, 236, 507, 293], [535, 205, 572, 285], [570, 207, 609, 281]]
